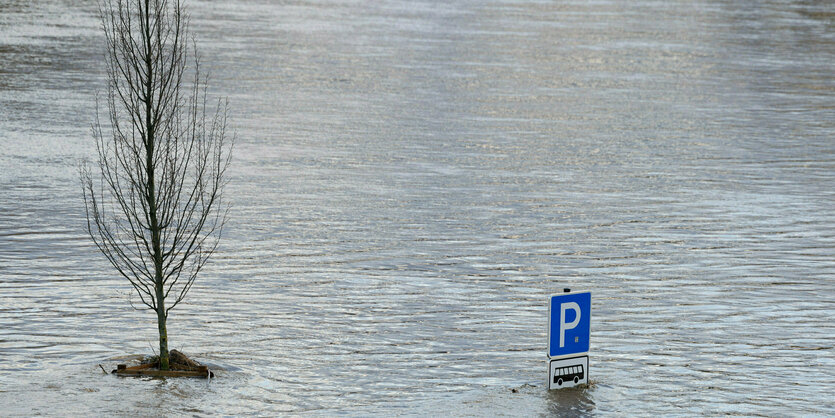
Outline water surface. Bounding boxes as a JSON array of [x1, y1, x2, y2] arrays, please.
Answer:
[[1, 0, 833, 415]]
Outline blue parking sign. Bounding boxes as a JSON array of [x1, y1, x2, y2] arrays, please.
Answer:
[[548, 291, 591, 358]]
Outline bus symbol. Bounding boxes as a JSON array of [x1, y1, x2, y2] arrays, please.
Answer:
[[548, 355, 588, 390], [553, 364, 584, 386]]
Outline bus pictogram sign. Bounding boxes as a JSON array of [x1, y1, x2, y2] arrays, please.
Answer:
[[548, 355, 588, 389]]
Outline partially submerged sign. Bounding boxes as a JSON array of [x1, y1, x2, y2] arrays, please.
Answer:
[[547, 290, 591, 389]]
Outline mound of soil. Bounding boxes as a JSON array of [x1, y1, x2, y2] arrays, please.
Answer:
[[165, 349, 203, 370]]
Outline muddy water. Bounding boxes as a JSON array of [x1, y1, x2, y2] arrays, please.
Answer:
[[1, 0, 833, 415]]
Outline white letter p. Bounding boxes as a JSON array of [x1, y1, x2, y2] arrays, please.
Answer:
[[560, 302, 581, 348]]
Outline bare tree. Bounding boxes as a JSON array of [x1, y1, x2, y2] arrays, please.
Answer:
[[81, 0, 232, 370]]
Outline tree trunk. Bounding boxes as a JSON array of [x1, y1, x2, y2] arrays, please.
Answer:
[[156, 284, 170, 370]]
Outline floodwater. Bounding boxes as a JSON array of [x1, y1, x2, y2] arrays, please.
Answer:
[[1, 0, 834, 415]]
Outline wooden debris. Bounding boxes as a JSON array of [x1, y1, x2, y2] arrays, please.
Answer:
[[114, 364, 212, 378], [123, 363, 154, 371], [112, 351, 214, 378]]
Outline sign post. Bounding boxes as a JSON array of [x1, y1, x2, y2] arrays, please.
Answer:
[[547, 289, 590, 389]]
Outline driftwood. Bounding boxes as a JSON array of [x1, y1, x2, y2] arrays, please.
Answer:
[[112, 350, 214, 378]]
